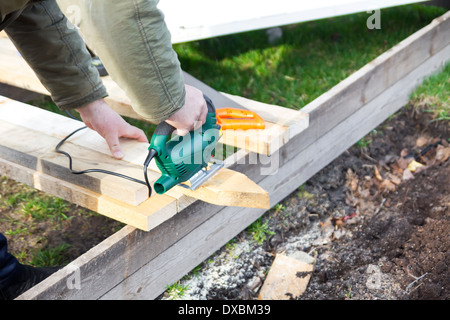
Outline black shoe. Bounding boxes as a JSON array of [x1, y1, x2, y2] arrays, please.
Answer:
[[0, 264, 60, 300]]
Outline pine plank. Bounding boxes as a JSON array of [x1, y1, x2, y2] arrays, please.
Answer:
[[0, 95, 269, 211], [0, 121, 150, 206], [0, 158, 177, 231]]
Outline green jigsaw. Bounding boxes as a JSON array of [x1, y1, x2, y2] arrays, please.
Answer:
[[143, 95, 223, 196]]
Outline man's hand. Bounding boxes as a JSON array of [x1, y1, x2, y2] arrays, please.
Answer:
[[76, 99, 148, 159], [165, 84, 207, 136]]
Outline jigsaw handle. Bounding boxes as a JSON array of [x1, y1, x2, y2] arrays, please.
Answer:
[[153, 95, 216, 138], [153, 120, 177, 137], [145, 94, 218, 195]]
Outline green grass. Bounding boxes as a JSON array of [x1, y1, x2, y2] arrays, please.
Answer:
[[165, 281, 190, 300], [21, 195, 71, 222], [4, 189, 33, 208], [3, 188, 71, 222], [247, 217, 275, 245], [31, 243, 71, 267], [174, 4, 447, 110], [410, 62, 450, 121], [4, 227, 28, 236]]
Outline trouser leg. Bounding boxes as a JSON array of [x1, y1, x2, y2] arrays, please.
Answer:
[[0, 233, 20, 289]]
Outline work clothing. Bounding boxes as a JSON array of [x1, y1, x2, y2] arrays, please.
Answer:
[[1, 0, 185, 122], [0, 233, 59, 300], [0, 0, 186, 298], [0, 233, 20, 293]]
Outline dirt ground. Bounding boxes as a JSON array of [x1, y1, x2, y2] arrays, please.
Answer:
[[299, 105, 449, 300], [160, 102, 449, 300]]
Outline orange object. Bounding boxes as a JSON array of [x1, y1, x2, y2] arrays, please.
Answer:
[[216, 108, 265, 130]]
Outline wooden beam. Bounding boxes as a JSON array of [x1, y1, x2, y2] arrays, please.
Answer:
[[179, 167, 269, 209], [155, 0, 428, 43], [0, 158, 177, 231], [0, 120, 151, 206]]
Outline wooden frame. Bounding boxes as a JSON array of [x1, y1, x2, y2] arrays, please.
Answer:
[[0, 11, 448, 299]]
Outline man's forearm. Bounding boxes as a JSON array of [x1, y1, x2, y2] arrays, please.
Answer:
[[61, 0, 186, 123]]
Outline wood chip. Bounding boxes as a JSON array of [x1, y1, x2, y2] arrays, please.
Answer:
[[416, 136, 429, 148], [374, 166, 383, 181], [403, 168, 414, 181], [407, 159, 424, 172], [436, 145, 450, 162], [258, 253, 313, 300], [380, 179, 396, 192]]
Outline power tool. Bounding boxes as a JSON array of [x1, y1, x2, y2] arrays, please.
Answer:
[[143, 95, 223, 196]]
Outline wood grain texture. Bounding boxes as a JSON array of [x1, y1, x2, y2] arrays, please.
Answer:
[[0, 158, 177, 231], [179, 167, 270, 209]]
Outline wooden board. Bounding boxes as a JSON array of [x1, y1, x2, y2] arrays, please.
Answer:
[[0, 158, 178, 232], [156, 0, 428, 43], [0, 35, 308, 155], [13, 11, 450, 299], [0, 95, 270, 229], [182, 72, 309, 155]]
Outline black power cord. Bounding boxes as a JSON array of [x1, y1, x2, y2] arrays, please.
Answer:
[[55, 111, 154, 197]]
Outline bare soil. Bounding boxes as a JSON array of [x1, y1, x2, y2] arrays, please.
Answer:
[[161, 103, 449, 300], [299, 106, 449, 300]]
